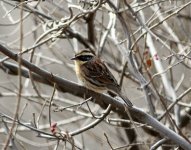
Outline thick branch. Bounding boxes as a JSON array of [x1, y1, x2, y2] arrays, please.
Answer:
[[0, 44, 191, 149]]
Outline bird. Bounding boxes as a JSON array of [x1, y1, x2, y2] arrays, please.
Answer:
[[71, 49, 133, 107]]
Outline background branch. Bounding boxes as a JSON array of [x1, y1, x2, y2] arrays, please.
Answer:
[[0, 44, 190, 149], [0, 0, 191, 149]]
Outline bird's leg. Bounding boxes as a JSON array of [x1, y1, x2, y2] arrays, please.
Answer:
[[107, 90, 118, 98]]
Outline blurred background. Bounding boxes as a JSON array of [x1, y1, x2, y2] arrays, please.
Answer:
[[0, 0, 191, 149]]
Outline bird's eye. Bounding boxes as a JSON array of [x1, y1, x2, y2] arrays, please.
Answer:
[[77, 55, 93, 61]]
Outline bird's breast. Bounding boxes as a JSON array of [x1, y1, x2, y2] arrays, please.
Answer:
[[75, 62, 107, 93]]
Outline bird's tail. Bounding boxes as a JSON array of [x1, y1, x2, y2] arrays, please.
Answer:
[[118, 92, 133, 107], [107, 90, 133, 107]]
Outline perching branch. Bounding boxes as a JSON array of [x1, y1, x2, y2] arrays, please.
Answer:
[[0, 43, 191, 149]]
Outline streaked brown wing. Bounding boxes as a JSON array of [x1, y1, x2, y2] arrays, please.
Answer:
[[81, 58, 119, 89]]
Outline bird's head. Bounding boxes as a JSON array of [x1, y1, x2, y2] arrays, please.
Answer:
[[71, 50, 95, 65]]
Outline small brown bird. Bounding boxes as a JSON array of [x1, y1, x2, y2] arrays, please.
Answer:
[[71, 50, 133, 107]]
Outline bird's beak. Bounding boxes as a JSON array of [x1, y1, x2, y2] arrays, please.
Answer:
[[71, 57, 77, 60]]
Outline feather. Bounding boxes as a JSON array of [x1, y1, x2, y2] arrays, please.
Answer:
[[72, 50, 133, 107]]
